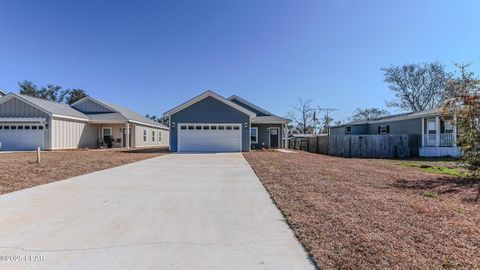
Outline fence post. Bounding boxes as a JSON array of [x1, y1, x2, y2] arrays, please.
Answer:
[[36, 147, 41, 163]]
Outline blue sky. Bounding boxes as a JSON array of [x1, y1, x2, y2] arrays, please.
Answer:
[[0, 0, 479, 121]]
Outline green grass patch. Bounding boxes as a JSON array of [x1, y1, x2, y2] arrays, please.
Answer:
[[422, 191, 439, 199], [401, 162, 469, 177]]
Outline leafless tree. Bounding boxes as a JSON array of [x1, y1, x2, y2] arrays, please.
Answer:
[[382, 62, 452, 112], [287, 98, 315, 134], [351, 108, 390, 121]]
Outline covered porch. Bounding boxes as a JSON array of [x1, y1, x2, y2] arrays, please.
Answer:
[[91, 121, 134, 149], [420, 115, 460, 157]]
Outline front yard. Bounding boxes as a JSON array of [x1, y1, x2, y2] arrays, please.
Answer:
[[244, 151, 480, 269], [0, 148, 168, 195]]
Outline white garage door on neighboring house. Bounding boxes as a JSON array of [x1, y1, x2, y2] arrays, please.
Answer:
[[0, 124, 45, 151], [178, 123, 242, 152]]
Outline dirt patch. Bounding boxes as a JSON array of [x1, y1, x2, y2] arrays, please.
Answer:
[[244, 151, 480, 270], [0, 148, 168, 195]]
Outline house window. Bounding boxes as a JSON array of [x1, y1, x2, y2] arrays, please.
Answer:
[[102, 127, 112, 142], [152, 131, 155, 142], [345, 126, 352, 134], [378, 125, 389, 134], [251, 127, 258, 143], [159, 131, 162, 142], [143, 129, 147, 142], [444, 120, 454, 133]]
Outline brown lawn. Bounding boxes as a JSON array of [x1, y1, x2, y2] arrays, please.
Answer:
[[244, 150, 480, 270], [0, 148, 168, 195]]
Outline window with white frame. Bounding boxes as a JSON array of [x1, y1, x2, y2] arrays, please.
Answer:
[[158, 131, 162, 142], [444, 119, 454, 133], [152, 130, 155, 142], [251, 127, 258, 143], [345, 126, 352, 134], [143, 129, 147, 142]]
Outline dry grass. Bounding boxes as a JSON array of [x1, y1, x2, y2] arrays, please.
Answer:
[[0, 148, 168, 195], [244, 151, 480, 270]]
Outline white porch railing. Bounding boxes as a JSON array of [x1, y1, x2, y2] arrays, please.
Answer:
[[423, 133, 455, 147]]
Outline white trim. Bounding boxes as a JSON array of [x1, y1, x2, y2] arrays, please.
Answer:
[[163, 90, 256, 118], [435, 116, 440, 147], [421, 117, 425, 147], [128, 120, 168, 130], [251, 127, 258, 143], [101, 127, 113, 138], [453, 113, 457, 147], [227, 95, 274, 116], [51, 114, 89, 122]]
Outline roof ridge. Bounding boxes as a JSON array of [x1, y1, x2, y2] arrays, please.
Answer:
[[18, 93, 71, 107]]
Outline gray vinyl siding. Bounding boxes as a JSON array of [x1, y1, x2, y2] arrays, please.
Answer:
[[0, 97, 49, 118], [368, 118, 422, 135], [72, 99, 113, 113], [252, 124, 283, 149], [329, 124, 368, 135], [50, 118, 97, 149], [330, 118, 423, 136], [170, 96, 250, 152]]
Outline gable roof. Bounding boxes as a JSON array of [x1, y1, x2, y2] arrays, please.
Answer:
[[0, 93, 89, 121], [0, 90, 5, 97], [73, 96, 168, 129], [227, 95, 274, 116], [163, 90, 257, 118], [252, 115, 290, 124]]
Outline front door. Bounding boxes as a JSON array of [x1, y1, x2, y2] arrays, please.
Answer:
[[426, 119, 437, 146], [122, 128, 132, 147], [269, 128, 279, 148]]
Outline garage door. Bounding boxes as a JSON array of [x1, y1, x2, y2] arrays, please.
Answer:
[[0, 124, 45, 151], [178, 123, 242, 152]]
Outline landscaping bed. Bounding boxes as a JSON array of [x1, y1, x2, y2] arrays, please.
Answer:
[[244, 151, 480, 269], [0, 148, 168, 195]]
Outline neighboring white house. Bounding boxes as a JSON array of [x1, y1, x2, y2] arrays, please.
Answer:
[[0, 93, 169, 151]]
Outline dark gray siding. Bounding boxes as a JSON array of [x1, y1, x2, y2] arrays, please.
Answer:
[[329, 124, 368, 135], [252, 124, 283, 149], [73, 99, 113, 113], [0, 97, 49, 118], [368, 118, 422, 135], [170, 96, 250, 152], [230, 99, 269, 116]]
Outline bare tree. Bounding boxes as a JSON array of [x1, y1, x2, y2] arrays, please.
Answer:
[[287, 98, 315, 134], [351, 108, 390, 121], [382, 62, 452, 112]]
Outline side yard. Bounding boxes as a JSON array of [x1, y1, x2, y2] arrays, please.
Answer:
[[0, 148, 168, 195], [244, 151, 480, 269]]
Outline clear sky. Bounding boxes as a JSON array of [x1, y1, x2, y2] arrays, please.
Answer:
[[0, 0, 479, 121]]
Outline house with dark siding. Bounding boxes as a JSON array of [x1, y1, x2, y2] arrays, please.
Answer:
[[163, 91, 290, 152], [329, 108, 459, 157]]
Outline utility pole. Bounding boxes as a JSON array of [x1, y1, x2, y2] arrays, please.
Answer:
[[317, 107, 338, 134]]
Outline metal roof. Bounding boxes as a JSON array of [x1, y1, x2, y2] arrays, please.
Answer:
[[17, 94, 89, 120]]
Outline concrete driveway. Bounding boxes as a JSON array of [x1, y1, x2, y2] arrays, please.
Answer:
[[0, 153, 314, 270]]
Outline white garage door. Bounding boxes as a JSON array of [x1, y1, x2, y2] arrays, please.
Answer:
[[0, 124, 45, 151], [178, 123, 242, 152]]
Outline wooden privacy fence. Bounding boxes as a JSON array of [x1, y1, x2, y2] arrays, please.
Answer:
[[328, 134, 420, 158], [288, 135, 329, 155], [289, 134, 420, 158]]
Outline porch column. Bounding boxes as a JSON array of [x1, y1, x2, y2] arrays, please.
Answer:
[[453, 113, 457, 147], [421, 117, 424, 147], [283, 124, 287, 149], [435, 116, 440, 147], [125, 122, 130, 149]]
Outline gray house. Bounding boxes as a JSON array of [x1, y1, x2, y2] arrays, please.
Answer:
[[163, 91, 290, 152], [0, 93, 169, 151], [330, 108, 459, 157]]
